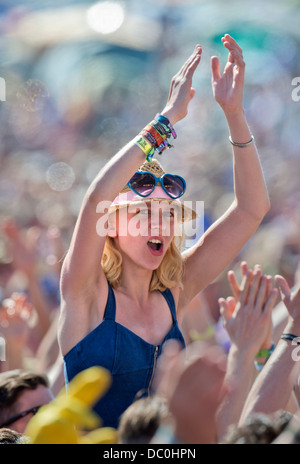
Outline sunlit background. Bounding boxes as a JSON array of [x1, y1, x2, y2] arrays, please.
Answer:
[[1, 0, 300, 297]]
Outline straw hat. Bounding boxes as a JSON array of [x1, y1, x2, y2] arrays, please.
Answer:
[[109, 159, 197, 223]]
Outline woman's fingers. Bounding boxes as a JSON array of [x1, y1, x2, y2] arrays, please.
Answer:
[[247, 268, 262, 308], [263, 288, 279, 318], [211, 56, 221, 81], [218, 298, 229, 321], [253, 276, 268, 311], [219, 297, 237, 326], [227, 262, 252, 301], [227, 270, 241, 301], [221, 34, 245, 71], [222, 41, 243, 58], [266, 275, 273, 299], [228, 50, 245, 70], [240, 261, 249, 276], [240, 271, 253, 303], [165, 44, 202, 121], [180, 45, 202, 77], [222, 34, 243, 54], [186, 46, 202, 82], [275, 275, 291, 303]]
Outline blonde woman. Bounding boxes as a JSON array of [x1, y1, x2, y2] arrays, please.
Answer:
[[58, 35, 270, 428]]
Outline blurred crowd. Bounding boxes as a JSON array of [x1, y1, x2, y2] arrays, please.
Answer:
[[1, 0, 300, 445]]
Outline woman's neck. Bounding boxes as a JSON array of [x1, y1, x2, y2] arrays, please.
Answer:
[[117, 264, 154, 305]]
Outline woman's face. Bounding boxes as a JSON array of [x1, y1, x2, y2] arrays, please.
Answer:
[[110, 201, 178, 270]]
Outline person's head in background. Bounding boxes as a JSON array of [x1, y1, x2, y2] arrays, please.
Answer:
[[118, 395, 168, 444], [223, 410, 292, 444], [0, 369, 53, 433], [0, 427, 30, 444]]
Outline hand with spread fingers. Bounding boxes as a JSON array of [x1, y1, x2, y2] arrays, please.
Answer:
[[240, 265, 300, 424], [220, 269, 278, 355], [216, 263, 278, 441], [155, 340, 227, 444], [211, 34, 245, 115], [162, 45, 202, 125], [0, 292, 33, 369], [0, 293, 33, 347], [225, 262, 276, 352]]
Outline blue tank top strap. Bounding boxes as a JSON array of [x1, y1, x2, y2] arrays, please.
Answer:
[[103, 282, 116, 321], [160, 288, 177, 322]]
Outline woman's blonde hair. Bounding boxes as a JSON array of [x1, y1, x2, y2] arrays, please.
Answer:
[[101, 234, 184, 292]]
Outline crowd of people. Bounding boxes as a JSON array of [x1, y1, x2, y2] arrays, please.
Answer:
[[1, 1, 300, 446], [1, 256, 300, 444]]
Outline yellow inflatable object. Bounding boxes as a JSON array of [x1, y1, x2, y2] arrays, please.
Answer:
[[25, 366, 118, 444]]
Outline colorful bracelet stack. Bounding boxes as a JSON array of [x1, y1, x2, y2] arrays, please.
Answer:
[[134, 114, 177, 162]]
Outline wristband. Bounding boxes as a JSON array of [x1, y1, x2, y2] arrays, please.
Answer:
[[255, 343, 276, 359], [136, 114, 177, 162], [281, 334, 300, 345], [155, 114, 177, 139], [143, 124, 165, 146], [134, 135, 155, 161], [254, 343, 276, 373], [151, 120, 170, 139], [141, 130, 159, 148]]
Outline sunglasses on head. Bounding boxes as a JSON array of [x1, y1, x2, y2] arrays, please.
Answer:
[[127, 172, 186, 199], [0, 405, 42, 428]]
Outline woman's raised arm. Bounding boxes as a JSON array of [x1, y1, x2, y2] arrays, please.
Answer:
[[179, 35, 270, 310], [60, 46, 202, 300]]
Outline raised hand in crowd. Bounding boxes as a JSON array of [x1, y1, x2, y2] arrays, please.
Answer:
[[1, 220, 64, 387], [240, 266, 300, 423], [226, 261, 275, 351], [216, 262, 278, 441], [154, 340, 227, 444], [0, 292, 33, 370], [2, 220, 52, 338]]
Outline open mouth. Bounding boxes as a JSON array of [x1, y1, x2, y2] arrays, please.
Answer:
[[147, 238, 163, 253]]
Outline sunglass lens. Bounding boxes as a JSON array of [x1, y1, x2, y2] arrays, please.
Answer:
[[128, 173, 155, 196], [163, 175, 185, 198]]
